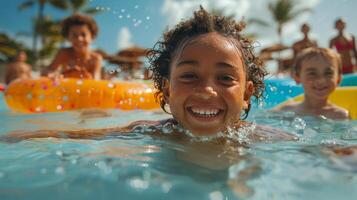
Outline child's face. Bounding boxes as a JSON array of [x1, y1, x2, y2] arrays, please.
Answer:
[[295, 57, 341, 101], [67, 25, 93, 52], [163, 33, 253, 136]]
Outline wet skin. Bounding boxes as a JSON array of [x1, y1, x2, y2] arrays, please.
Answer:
[[295, 56, 341, 103], [163, 33, 253, 136]]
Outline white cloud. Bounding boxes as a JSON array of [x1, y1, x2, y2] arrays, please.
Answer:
[[117, 27, 133, 49], [160, 0, 321, 47]]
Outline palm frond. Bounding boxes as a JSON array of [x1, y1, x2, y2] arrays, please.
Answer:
[[18, 0, 35, 10]]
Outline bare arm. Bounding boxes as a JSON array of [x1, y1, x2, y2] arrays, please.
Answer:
[[93, 54, 102, 80], [43, 49, 66, 76], [329, 38, 335, 49], [4, 64, 13, 85], [352, 35, 357, 65], [0, 120, 160, 143]]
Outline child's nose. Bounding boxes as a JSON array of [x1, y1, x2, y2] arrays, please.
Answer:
[[194, 82, 218, 99]]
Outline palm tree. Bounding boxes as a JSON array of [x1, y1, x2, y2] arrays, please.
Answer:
[[18, 0, 101, 67], [66, 0, 101, 14], [18, 0, 68, 64], [0, 33, 30, 63], [268, 0, 311, 44]]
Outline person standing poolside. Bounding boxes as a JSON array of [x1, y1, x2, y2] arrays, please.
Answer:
[[292, 23, 318, 59], [329, 18, 357, 74], [43, 14, 102, 80], [273, 47, 350, 119], [4, 50, 32, 85]]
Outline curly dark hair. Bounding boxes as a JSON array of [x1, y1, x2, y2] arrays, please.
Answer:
[[147, 6, 267, 119], [61, 14, 98, 38]]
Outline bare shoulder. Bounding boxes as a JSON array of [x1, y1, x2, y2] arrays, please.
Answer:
[[242, 122, 298, 142], [90, 51, 103, 61], [271, 101, 301, 112], [329, 105, 350, 120], [53, 48, 71, 61]]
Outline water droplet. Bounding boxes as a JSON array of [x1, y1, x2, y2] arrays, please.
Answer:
[[129, 177, 149, 190], [162, 122, 173, 134], [56, 150, 63, 157], [55, 166, 65, 175], [40, 168, 47, 174], [291, 117, 306, 133], [126, 14, 131, 18], [134, 5, 139, 9], [146, 16, 150, 20], [209, 191, 224, 200]]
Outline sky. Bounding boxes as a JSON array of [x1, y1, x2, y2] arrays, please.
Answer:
[[1, 0, 357, 57]]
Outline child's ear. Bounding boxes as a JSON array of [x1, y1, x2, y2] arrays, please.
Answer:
[[292, 72, 301, 84], [337, 73, 342, 85], [243, 81, 254, 109], [162, 78, 170, 103]]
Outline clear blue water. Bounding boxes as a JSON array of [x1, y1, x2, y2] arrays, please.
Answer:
[[0, 78, 356, 200]]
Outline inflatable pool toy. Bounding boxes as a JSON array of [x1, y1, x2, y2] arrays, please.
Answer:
[[278, 86, 357, 119], [0, 84, 5, 92], [4, 78, 160, 113]]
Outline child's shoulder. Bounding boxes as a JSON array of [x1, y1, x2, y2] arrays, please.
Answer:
[[271, 101, 302, 112], [89, 51, 103, 61], [327, 104, 350, 120]]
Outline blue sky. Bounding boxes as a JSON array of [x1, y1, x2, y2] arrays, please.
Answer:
[[1, 0, 357, 56]]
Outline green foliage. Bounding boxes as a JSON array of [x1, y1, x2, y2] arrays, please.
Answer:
[[17, 0, 102, 69], [0, 33, 24, 63], [268, 0, 311, 43]]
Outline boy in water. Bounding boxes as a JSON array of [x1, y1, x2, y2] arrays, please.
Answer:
[[4, 50, 32, 85], [43, 14, 102, 80], [274, 47, 350, 119]]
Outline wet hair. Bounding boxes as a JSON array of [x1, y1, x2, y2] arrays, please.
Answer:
[[292, 47, 342, 75], [147, 6, 267, 119], [61, 14, 98, 38]]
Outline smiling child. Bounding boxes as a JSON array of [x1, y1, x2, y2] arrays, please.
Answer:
[[274, 47, 350, 119]]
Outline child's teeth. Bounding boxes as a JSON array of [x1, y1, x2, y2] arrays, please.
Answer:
[[191, 108, 219, 116]]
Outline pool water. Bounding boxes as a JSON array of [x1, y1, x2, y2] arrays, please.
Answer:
[[0, 78, 356, 200]]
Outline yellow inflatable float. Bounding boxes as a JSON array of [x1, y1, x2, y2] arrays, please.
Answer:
[[280, 86, 357, 119], [4, 78, 160, 113]]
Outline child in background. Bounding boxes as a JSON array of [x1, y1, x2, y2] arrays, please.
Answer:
[[43, 14, 102, 80], [4, 50, 32, 85], [4, 7, 295, 141], [274, 47, 350, 119]]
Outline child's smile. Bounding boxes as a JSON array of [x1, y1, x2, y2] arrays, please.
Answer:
[[164, 33, 253, 136], [297, 57, 341, 101], [68, 25, 93, 53]]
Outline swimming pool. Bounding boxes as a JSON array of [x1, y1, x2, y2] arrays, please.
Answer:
[[0, 78, 356, 200]]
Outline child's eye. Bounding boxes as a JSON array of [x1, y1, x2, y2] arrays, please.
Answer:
[[307, 72, 316, 77], [217, 75, 236, 85], [178, 73, 197, 82], [325, 71, 334, 77]]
